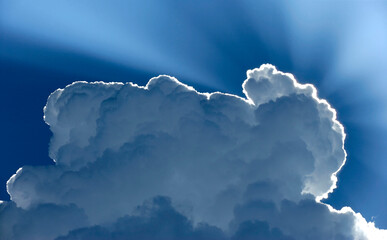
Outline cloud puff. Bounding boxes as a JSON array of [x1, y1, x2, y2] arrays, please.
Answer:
[[56, 196, 292, 240], [0, 201, 87, 240], [56, 196, 228, 240], [1, 64, 386, 239]]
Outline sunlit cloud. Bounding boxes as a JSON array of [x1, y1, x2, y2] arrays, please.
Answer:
[[1, 65, 387, 239]]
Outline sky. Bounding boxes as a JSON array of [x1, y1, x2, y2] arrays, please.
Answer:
[[1, 0, 387, 239]]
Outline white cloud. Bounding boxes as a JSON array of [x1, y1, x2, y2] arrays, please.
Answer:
[[1, 64, 386, 239]]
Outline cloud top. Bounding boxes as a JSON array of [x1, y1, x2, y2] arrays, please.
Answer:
[[1, 64, 386, 239]]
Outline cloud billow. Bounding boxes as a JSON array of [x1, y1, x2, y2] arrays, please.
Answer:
[[1, 64, 385, 239]]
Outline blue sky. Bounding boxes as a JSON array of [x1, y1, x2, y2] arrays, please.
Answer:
[[1, 0, 387, 233]]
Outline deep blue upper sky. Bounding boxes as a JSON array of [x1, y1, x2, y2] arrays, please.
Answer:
[[1, 0, 387, 228]]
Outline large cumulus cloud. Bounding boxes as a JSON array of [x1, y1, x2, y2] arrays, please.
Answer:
[[1, 64, 386, 239]]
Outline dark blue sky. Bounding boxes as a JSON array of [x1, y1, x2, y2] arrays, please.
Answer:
[[1, 0, 387, 228]]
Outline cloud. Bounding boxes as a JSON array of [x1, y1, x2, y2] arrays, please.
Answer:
[[1, 64, 386, 239], [56, 196, 228, 240], [0, 201, 87, 240], [56, 196, 293, 240]]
